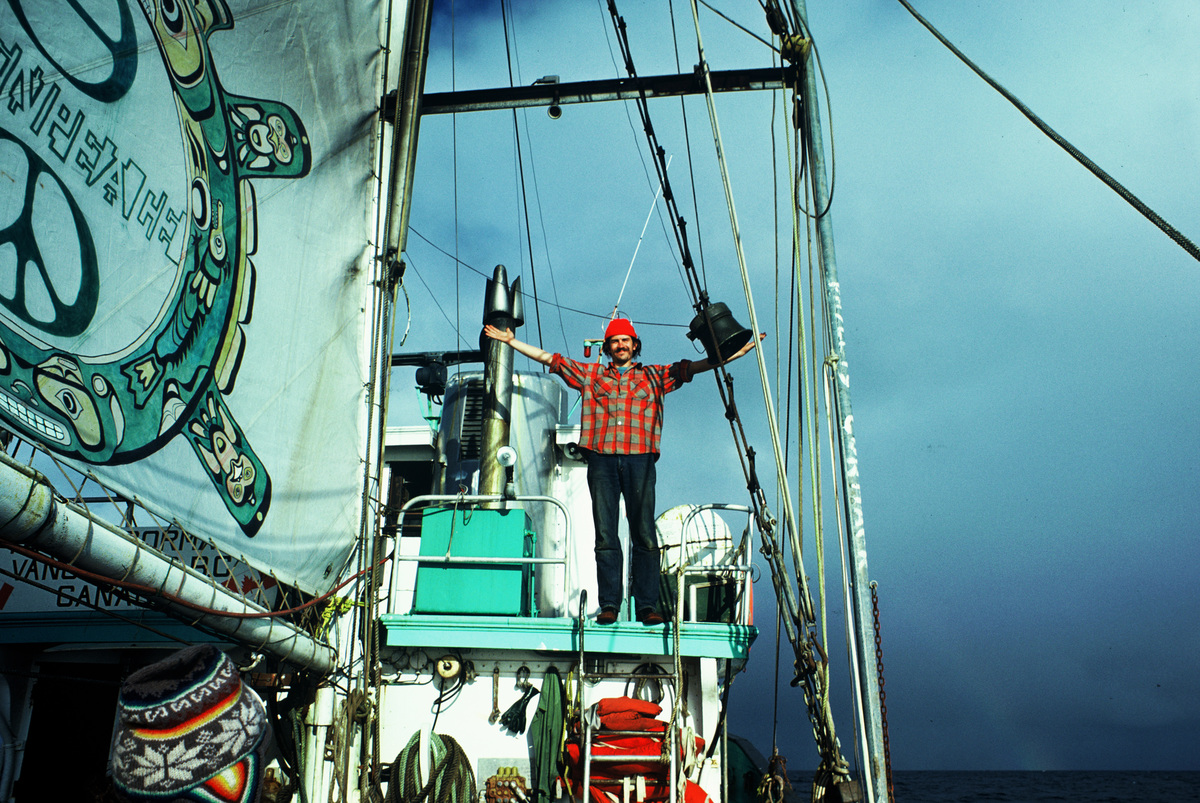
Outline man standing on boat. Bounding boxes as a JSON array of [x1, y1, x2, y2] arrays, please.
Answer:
[[483, 317, 761, 626]]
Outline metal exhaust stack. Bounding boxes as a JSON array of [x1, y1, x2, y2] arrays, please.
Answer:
[[479, 265, 523, 499]]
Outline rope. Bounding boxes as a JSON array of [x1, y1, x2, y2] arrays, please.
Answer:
[[605, 0, 854, 785], [500, 2, 546, 350], [773, 4, 857, 783], [386, 732, 477, 803], [757, 751, 791, 803], [897, 0, 1200, 264], [613, 155, 673, 319]]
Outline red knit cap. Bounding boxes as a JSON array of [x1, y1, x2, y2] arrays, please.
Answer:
[[604, 317, 638, 341]]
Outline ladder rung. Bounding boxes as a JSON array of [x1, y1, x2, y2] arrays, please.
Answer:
[[589, 754, 669, 763], [585, 777, 661, 787], [595, 728, 670, 737]]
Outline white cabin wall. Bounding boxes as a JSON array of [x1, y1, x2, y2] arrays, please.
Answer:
[[544, 427, 607, 620], [377, 653, 577, 793], [374, 651, 724, 802]]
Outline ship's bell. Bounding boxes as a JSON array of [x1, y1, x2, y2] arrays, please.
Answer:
[[687, 301, 752, 363]]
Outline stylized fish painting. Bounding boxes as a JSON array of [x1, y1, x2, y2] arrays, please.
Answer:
[[0, 0, 312, 536]]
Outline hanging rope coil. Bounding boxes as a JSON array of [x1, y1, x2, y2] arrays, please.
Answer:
[[386, 731, 477, 803], [757, 751, 792, 803]]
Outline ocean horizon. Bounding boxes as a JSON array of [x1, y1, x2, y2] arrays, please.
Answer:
[[784, 769, 1199, 802]]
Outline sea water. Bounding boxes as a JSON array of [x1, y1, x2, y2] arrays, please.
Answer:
[[788, 770, 1199, 802]]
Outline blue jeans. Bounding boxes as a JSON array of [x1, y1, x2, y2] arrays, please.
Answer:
[[586, 452, 660, 614]]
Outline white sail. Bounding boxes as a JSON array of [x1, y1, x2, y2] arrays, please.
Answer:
[[0, 0, 384, 594]]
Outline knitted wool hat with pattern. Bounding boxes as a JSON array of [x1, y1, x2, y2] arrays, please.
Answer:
[[111, 644, 270, 803]]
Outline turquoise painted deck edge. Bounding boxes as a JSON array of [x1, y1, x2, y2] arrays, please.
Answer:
[[380, 614, 758, 659]]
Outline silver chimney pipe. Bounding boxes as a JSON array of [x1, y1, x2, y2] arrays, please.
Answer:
[[479, 265, 523, 499]]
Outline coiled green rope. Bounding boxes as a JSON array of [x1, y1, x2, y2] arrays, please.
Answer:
[[385, 731, 476, 803]]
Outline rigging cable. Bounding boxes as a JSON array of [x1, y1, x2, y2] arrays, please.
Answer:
[[602, 5, 793, 666], [786, 4, 837, 220], [693, 0, 776, 51], [2, 537, 390, 623], [613, 155, 674, 319], [606, 0, 707, 307], [365, 0, 430, 787], [793, 37, 857, 789], [603, 4, 780, 627], [684, 0, 815, 620], [406, 229, 689, 331], [783, 1, 889, 795], [0, 564, 190, 645], [667, 0, 711, 287], [897, 0, 1200, 264], [595, 0, 692, 300], [500, 0, 547, 350], [671, 0, 851, 781], [758, 1, 861, 787], [601, 6, 827, 705]]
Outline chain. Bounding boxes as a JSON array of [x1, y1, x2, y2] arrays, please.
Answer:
[[871, 582, 894, 801]]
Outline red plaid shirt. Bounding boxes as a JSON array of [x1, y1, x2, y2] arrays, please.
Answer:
[[549, 354, 692, 455]]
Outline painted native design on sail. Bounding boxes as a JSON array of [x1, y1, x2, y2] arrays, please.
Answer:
[[0, 0, 311, 536]]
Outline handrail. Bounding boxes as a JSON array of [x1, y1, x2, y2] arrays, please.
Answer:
[[386, 494, 571, 614], [673, 504, 755, 625]]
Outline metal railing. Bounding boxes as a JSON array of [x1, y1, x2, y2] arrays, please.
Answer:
[[670, 504, 755, 626], [386, 493, 571, 615]]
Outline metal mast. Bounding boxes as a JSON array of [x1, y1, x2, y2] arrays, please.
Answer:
[[789, 1, 889, 798]]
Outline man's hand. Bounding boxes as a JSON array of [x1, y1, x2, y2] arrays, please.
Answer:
[[482, 325, 553, 365], [688, 332, 766, 379], [483, 324, 514, 344], [729, 332, 766, 361]]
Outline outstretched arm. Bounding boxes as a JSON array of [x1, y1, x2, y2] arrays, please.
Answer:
[[483, 325, 553, 366], [685, 332, 766, 380]]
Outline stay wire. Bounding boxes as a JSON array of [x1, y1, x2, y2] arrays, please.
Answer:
[[401, 255, 470, 342], [613, 155, 673, 318], [404, 237, 688, 331], [788, 12, 836, 221], [898, 0, 1200, 264], [606, 4, 806, 664], [687, 0, 818, 624], [452, 5, 459, 327], [775, 6, 854, 781], [607, 2, 780, 568], [522, 141, 571, 352], [668, 0, 710, 287], [606, 0, 707, 309], [501, 0, 546, 350], [595, 0, 689, 300], [696, 0, 777, 51]]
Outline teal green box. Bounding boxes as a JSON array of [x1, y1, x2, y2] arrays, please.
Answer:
[[413, 508, 533, 615]]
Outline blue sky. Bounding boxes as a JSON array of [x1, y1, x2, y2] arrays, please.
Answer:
[[396, 0, 1200, 771]]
